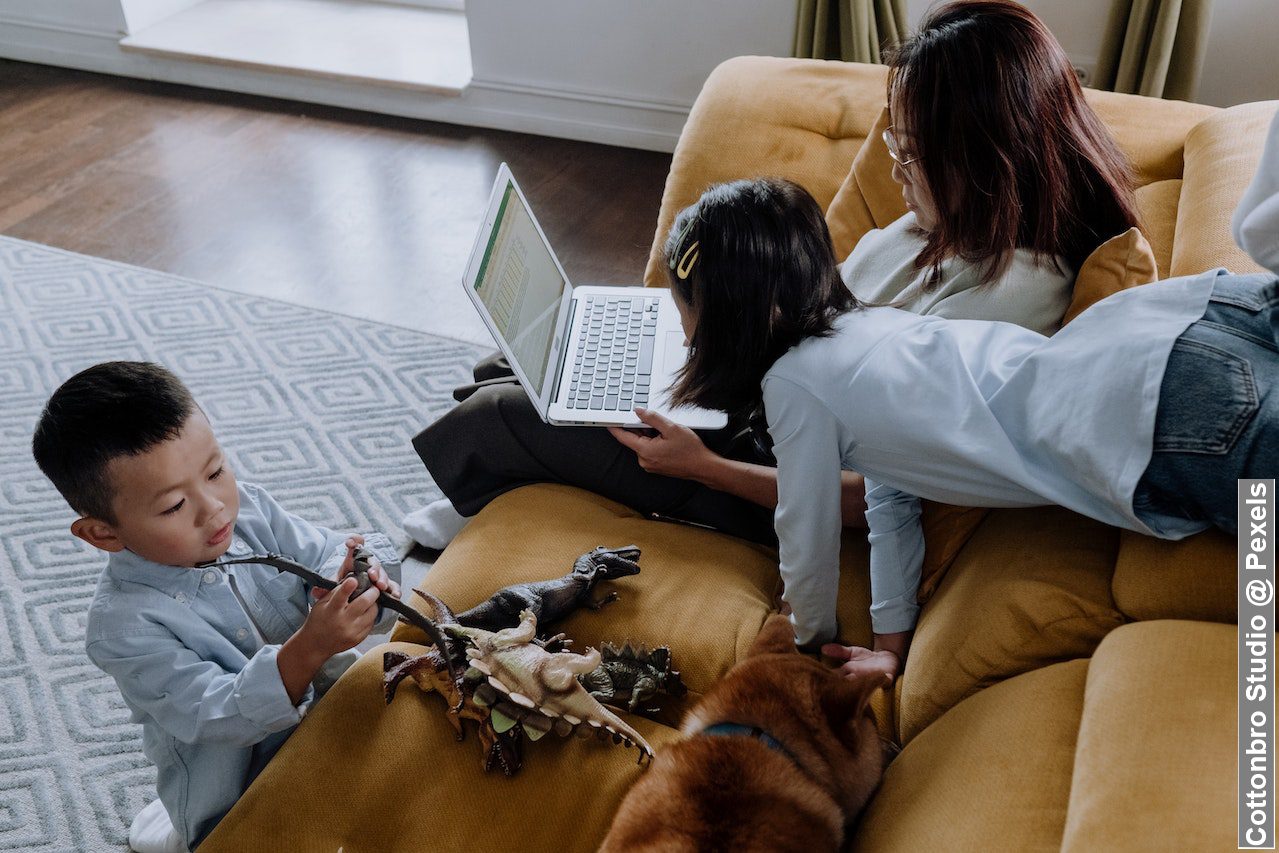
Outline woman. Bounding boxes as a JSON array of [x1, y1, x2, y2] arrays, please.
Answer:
[[659, 175, 1274, 681], [407, 1, 1140, 554]]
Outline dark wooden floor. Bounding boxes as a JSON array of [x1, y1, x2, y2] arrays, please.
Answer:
[[1, 58, 674, 579], [0, 59, 673, 345]]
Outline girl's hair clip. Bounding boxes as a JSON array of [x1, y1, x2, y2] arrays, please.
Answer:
[[668, 216, 700, 280]]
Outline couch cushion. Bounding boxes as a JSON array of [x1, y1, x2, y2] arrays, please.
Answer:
[[395, 484, 780, 717], [643, 57, 890, 287], [1134, 179, 1182, 278], [201, 642, 681, 853], [825, 106, 905, 261], [898, 507, 1124, 744], [1060, 620, 1238, 852], [1111, 528, 1237, 623], [1173, 102, 1279, 277], [851, 659, 1089, 852], [1081, 89, 1215, 187], [1062, 227, 1158, 325]]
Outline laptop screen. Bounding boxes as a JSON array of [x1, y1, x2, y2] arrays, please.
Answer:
[[471, 179, 565, 394]]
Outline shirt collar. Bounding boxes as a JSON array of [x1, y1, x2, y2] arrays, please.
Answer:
[[106, 546, 207, 597]]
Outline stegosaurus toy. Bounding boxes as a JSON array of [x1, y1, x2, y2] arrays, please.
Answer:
[[578, 643, 688, 715]]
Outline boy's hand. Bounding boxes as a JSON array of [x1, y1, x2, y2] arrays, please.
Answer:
[[312, 535, 401, 602], [822, 644, 899, 686], [299, 575, 380, 658]]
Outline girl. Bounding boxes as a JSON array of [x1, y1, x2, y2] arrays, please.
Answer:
[[407, 1, 1140, 555], [660, 174, 1275, 682]]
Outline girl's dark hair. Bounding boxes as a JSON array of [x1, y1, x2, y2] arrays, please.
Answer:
[[32, 361, 196, 523], [664, 178, 858, 414], [888, 0, 1141, 287]]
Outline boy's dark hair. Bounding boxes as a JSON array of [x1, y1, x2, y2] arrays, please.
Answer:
[[664, 177, 858, 415], [32, 361, 196, 523]]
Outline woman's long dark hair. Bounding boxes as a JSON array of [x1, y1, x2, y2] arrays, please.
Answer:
[[889, 0, 1141, 287], [665, 178, 858, 414]]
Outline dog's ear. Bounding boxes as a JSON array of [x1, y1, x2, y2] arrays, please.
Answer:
[[747, 614, 798, 657], [821, 675, 881, 734]]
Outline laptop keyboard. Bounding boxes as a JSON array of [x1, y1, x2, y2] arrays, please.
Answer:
[[566, 295, 660, 411]]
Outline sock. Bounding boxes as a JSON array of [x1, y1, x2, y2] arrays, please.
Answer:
[[129, 797, 189, 853], [402, 499, 472, 550]]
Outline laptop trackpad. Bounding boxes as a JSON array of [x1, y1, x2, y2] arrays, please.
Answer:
[[663, 330, 689, 371]]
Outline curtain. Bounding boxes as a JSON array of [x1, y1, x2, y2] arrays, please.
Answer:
[[1095, 0, 1215, 101], [794, 0, 909, 64]]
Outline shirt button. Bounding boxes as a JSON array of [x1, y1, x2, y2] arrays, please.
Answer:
[[236, 628, 249, 640], [231, 537, 248, 553], [174, 592, 188, 604], [203, 570, 218, 584]]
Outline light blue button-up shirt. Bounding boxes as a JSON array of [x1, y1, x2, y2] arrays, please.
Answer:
[[763, 270, 1220, 645], [84, 482, 400, 848]]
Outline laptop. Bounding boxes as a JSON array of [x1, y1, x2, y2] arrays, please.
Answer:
[[461, 163, 728, 430]]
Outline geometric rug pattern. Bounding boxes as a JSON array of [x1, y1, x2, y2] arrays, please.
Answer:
[[0, 236, 486, 851]]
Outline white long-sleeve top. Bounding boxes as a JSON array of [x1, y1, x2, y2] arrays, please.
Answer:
[[764, 269, 1219, 645], [840, 212, 1073, 336]]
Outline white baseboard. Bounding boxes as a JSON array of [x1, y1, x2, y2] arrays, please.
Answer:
[[0, 16, 686, 152]]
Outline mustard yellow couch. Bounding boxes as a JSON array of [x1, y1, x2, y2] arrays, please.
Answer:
[[202, 58, 1277, 853]]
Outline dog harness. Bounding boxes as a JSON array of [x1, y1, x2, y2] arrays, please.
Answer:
[[700, 722, 802, 767]]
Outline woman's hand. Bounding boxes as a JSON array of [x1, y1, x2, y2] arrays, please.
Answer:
[[822, 644, 900, 685], [607, 408, 721, 482]]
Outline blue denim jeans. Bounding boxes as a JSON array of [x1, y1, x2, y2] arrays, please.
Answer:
[[1133, 272, 1279, 535]]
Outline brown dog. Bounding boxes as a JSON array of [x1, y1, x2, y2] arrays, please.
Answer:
[[599, 614, 889, 852]]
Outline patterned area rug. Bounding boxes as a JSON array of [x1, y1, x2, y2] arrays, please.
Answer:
[[0, 236, 487, 851]]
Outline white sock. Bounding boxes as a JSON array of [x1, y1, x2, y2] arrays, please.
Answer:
[[401, 498, 472, 550], [129, 797, 189, 853]]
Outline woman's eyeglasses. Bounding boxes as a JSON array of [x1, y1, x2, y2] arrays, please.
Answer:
[[883, 126, 920, 168]]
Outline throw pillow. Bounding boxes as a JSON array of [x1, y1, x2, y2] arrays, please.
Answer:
[[825, 106, 907, 261], [1062, 226, 1158, 325]]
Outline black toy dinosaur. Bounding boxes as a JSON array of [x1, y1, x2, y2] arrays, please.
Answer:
[[215, 547, 462, 696], [453, 545, 642, 633]]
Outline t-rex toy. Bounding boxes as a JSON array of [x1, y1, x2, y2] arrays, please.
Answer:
[[454, 545, 642, 633]]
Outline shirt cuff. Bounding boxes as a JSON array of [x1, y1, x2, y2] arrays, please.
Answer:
[[239, 645, 310, 732], [789, 609, 838, 648], [870, 596, 920, 635]]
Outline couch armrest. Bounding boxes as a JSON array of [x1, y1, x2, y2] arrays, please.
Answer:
[[643, 56, 889, 286], [1172, 101, 1279, 277]]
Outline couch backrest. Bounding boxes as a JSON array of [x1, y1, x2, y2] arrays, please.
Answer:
[[646, 56, 1277, 288]]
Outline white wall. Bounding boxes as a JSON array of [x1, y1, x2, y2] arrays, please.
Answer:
[[1197, 0, 1278, 107], [906, 0, 1278, 106], [0, 0, 126, 36], [0, 0, 796, 151], [466, 0, 796, 107]]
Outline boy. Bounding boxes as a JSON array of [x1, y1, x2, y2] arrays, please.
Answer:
[[32, 361, 403, 852]]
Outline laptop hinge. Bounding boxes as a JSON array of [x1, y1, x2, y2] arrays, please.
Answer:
[[551, 296, 577, 406]]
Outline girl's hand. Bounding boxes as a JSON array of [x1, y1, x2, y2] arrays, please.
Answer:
[[822, 644, 900, 685], [607, 408, 720, 481]]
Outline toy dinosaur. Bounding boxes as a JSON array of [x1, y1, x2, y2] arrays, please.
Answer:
[[216, 549, 461, 695], [454, 545, 642, 633], [447, 609, 655, 765], [579, 643, 688, 715], [382, 591, 525, 774]]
